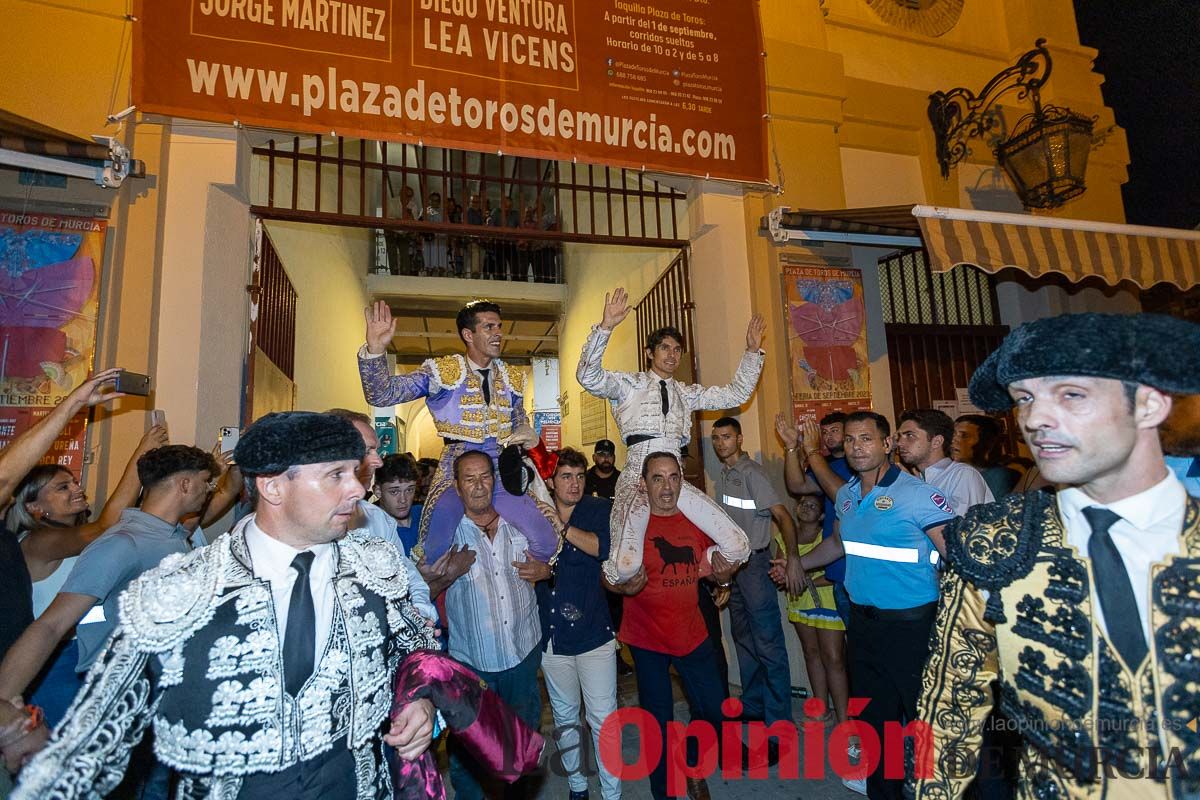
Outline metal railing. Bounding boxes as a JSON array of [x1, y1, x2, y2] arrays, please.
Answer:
[[249, 137, 690, 263]]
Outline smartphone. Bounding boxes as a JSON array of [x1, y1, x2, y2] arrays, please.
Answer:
[[150, 409, 167, 429], [219, 426, 240, 455], [114, 370, 151, 396]]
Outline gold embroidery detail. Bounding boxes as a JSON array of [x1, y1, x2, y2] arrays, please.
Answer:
[[431, 356, 465, 389]]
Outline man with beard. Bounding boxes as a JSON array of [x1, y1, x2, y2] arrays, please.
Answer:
[[584, 439, 620, 499], [3, 412, 439, 798], [911, 313, 1200, 800], [358, 300, 559, 566], [794, 411, 954, 800], [895, 408, 993, 516], [537, 448, 621, 800]]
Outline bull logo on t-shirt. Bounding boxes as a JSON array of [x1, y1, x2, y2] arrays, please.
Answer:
[[651, 537, 696, 575]]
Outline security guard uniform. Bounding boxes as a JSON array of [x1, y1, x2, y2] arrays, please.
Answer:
[[836, 464, 955, 800]]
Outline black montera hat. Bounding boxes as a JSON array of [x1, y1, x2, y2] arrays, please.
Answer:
[[234, 412, 366, 475], [968, 312, 1200, 412]]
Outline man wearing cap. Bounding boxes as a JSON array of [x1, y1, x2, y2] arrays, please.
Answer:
[[911, 313, 1200, 800], [359, 300, 559, 566], [584, 439, 621, 500], [9, 412, 439, 799]]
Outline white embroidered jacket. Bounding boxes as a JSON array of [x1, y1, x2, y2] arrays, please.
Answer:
[[576, 324, 765, 448], [14, 517, 437, 800]]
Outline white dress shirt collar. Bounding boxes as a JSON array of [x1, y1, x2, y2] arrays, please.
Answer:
[[1058, 470, 1185, 534], [244, 518, 336, 579], [923, 457, 955, 481], [466, 356, 493, 374], [1058, 470, 1187, 648]]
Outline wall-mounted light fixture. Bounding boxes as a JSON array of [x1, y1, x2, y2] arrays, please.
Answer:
[[928, 39, 1096, 209]]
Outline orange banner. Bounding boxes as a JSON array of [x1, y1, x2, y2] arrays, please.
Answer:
[[133, 0, 768, 182]]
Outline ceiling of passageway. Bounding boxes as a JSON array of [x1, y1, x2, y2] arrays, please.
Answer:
[[386, 297, 560, 365]]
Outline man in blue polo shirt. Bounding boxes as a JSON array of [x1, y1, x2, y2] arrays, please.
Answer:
[[797, 411, 954, 800], [537, 448, 620, 800]]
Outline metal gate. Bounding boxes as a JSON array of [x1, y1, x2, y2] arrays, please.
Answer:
[[633, 251, 705, 490], [244, 222, 298, 424], [878, 249, 1018, 448]]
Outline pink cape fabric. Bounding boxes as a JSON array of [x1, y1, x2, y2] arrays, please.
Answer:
[[389, 650, 545, 799]]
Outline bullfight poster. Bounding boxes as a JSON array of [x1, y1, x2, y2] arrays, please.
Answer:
[[0, 211, 106, 474], [781, 262, 872, 424]]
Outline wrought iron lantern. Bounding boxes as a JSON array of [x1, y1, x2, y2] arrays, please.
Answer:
[[928, 39, 1096, 209]]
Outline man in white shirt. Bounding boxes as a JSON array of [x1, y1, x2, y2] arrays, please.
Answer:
[[895, 408, 993, 516], [4, 412, 439, 798], [576, 287, 762, 584], [911, 312, 1200, 800], [442, 449, 552, 800]]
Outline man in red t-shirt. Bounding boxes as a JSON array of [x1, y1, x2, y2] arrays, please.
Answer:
[[606, 452, 736, 800]]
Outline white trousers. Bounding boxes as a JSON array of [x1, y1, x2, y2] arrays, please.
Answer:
[[541, 639, 622, 799], [603, 439, 750, 583]]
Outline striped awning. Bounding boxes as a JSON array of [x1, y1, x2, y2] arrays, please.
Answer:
[[914, 205, 1200, 290]]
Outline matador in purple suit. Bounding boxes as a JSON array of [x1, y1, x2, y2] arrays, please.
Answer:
[[358, 299, 560, 563]]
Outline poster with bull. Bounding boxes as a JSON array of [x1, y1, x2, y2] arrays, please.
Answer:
[[781, 263, 873, 425], [0, 211, 106, 474]]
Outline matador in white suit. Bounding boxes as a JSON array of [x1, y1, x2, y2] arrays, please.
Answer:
[[577, 288, 764, 583]]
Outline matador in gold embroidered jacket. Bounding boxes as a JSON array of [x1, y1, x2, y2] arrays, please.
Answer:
[[910, 490, 1200, 800]]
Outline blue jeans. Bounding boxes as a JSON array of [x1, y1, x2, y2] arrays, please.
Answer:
[[629, 641, 726, 800], [28, 639, 83, 728], [448, 645, 543, 800], [728, 548, 792, 724]]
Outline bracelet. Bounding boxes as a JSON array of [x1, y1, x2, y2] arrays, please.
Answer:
[[785, 446, 799, 453]]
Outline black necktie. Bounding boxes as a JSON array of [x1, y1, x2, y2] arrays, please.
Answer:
[[479, 369, 491, 405], [283, 551, 316, 696], [1081, 507, 1148, 669], [659, 380, 668, 415]]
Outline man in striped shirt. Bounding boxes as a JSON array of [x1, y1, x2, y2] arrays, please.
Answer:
[[442, 449, 554, 800]]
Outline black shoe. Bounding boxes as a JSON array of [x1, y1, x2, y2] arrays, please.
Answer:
[[741, 740, 781, 769]]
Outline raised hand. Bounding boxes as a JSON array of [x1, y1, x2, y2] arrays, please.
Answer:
[[775, 412, 799, 450], [68, 368, 126, 409], [745, 314, 766, 352], [800, 419, 822, 456], [135, 425, 170, 457], [364, 300, 397, 355], [600, 288, 632, 331]]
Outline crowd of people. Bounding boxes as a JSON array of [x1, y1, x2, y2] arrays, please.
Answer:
[[0, 297, 1196, 800], [378, 187, 562, 283]]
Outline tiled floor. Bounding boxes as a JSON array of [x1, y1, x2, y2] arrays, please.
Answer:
[[441, 648, 863, 799]]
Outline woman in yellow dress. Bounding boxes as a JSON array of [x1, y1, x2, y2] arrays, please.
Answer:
[[773, 494, 848, 725]]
